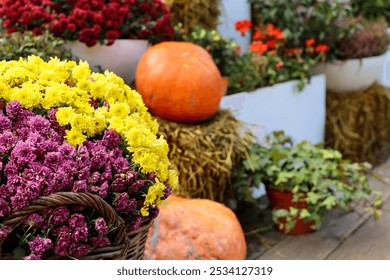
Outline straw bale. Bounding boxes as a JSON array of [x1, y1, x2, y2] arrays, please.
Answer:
[[157, 109, 253, 202], [325, 83, 390, 164], [164, 0, 221, 31]]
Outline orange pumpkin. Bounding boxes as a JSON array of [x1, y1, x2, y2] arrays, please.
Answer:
[[135, 41, 226, 123], [144, 195, 247, 260]]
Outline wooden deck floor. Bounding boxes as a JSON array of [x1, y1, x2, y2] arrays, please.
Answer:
[[244, 158, 390, 260]]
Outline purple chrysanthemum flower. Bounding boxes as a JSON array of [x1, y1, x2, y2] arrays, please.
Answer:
[[54, 233, 71, 257], [162, 184, 172, 200], [128, 215, 143, 232], [125, 170, 137, 184], [43, 151, 61, 168], [11, 141, 37, 166], [68, 243, 92, 258], [27, 115, 51, 134], [28, 236, 53, 256], [102, 129, 120, 149], [22, 213, 44, 228], [58, 143, 76, 159], [110, 177, 126, 192], [0, 225, 12, 239], [112, 192, 137, 213], [52, 206, 70, 225], [71, 226, 89, 243], [5, 100, 23, 119], [148, 172, 156, 182], [0, 198, 10, 218], [149, 207, 160, 219], [95, 217, 108, 236], [88, 172, 100, 185], [68, 214, 86, 230], [0, 131, 17, 153], [130, 180, 145, 192], [0, 116, 12, 133], [91, 236, 110, 247], [72, 180, 87, 192]]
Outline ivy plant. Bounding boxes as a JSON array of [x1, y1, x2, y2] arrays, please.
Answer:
[[236, 131, 382, 233]]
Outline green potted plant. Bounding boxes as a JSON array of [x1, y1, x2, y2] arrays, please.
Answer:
[[312, 16, 390, 92], [237, 131, 382, 234], [0, 30, 71, 61]]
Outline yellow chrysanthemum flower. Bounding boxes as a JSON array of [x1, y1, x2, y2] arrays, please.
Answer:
[[0, 55, 179, 212]]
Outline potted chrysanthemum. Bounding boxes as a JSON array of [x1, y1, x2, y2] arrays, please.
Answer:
[[0, 0, 175, 84], [0, 55, 178, 260]]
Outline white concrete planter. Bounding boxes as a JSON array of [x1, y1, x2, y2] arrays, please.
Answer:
[[220, 74, 326, 145], [312, 53, 387, 93], [221, 75, 326, 197], [65, 39, 149, 85], [383, 48, 390, 87]]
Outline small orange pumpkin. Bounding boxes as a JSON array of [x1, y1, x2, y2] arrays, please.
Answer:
[[144, 195, 247, 260], [135, 41, 226, 123]]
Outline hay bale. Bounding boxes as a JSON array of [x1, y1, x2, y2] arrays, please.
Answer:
[[325, 83, 390, 164], [163, 0, 221, 31], [157, 109, 253, 202]]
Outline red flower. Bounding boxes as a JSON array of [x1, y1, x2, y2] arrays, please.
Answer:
[[249, 41, 268, 54], [265, 23, 284, 40], [252, 30, 264, 41], [275, 61, 284, 69], [266, 40, 277, 49], [305, 38, 315, 47], [235, 19, 252, 35], [0, 0, 174, 47], [315, 44, 329, 53]]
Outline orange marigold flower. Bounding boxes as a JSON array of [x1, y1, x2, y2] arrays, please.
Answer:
[[235, 19, 252, 35], [315, 44, 329, 53], [249, 41, 268, 54], [305, 38, 315, 47]]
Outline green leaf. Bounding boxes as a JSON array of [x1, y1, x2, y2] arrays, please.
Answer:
[[321, 196, 337, 210], [273, 209, 289, 218], [299, 209, 311, 219], [289, 207, 299, 217], [13, 246, 26, 260]]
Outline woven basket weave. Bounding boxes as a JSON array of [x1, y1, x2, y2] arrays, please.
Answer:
[[0, 192, 152, 260]]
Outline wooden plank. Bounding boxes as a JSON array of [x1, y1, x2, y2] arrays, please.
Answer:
[[246, 228, 286, 260], [326, 199, 390, 260], [256, 234, 340, 260], [253, 207, 370, 259]]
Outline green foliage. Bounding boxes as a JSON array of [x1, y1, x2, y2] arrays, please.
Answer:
[[234, 131, 383, 232], [0, 30, 71, 61], [352, 0, 390, 24], [249, 0, 355, 60]]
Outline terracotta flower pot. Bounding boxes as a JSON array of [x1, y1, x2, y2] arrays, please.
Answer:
[[265, 186, 316, 235]]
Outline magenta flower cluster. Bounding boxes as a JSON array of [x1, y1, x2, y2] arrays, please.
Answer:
[[0, 100, 165, 259]]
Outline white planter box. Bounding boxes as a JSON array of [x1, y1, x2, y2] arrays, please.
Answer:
[[221, 75, 326, 197], [220, 74, 326, 145], [65, 39, 149, 85], [312, 53, 387, 93], [383, 48, 390, 87]]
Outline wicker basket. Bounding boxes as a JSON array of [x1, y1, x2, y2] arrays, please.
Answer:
[[0, 192, 152, 260]]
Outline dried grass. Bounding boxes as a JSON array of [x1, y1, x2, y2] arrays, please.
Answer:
[[157, 109, 254, 202], [163, 0, 221, 31], [325, 83, 390, 163]]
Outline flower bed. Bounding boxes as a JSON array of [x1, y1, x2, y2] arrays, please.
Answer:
[[0, 56, 177, 259]]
